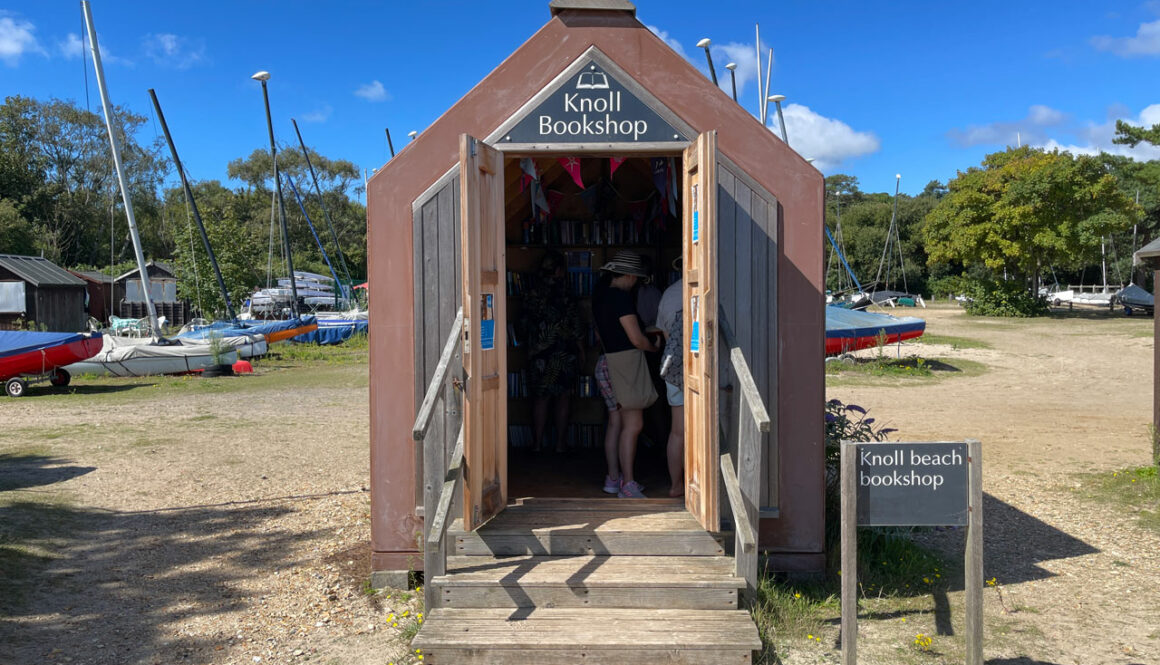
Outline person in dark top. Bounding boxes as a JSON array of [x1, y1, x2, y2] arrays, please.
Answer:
[[592, 251, 659, 498], [522, 251, 584, 453]]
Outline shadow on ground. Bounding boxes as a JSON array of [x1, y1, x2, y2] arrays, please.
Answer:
[[0, 454, 94, 492], [0, 455, 339, 664]]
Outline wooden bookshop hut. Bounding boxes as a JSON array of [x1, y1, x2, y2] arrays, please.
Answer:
[[366, 1, 823, 660]]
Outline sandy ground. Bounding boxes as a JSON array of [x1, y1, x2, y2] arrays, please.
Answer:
[[1, 305, 1158, 664], [824, 304, 1160, 665]]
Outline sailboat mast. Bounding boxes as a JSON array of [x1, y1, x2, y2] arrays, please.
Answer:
[[82, 1, 160, 337], [291, 118, 354, 301], [148, 89, 236, 320], [253, 74, 300, 317]]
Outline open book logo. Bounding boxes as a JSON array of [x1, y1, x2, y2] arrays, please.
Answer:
[[576, 70, 610, 90]]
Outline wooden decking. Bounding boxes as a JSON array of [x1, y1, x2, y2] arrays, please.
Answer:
[[413, 498, 762, 664]]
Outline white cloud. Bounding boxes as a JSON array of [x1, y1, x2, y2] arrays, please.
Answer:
[[646, 25, 688, 59], [0, 14, 45, 66], [300, 104, 333, 123], [768, 103, 880, 171], [143, 33, 205, 69], [354, 80, 389, 102], [1031, 104, 1160, 161], [947, 105, 1069, 147], [1092, 19, 1160, 57], [57, 31, 131, 65]]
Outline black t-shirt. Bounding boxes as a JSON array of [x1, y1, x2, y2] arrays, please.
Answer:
[[593, 281, 636, 353]]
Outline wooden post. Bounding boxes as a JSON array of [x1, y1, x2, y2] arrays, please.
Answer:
[[1154, 270, 1160, 433], [421, 392, 445, 612], [964, 439, 984, 665], [840, 441, 857, 665]]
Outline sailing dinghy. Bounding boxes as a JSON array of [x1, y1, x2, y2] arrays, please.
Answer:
[[1, 331, 104, 396], [825, 305, 926, 356]]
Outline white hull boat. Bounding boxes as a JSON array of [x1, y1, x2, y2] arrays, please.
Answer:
[[64, 335, 238, 377]]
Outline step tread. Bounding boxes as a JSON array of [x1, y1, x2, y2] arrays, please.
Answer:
[[437, 555, 742, 588], [413, 608, 762, 650], [449, 509, 707, 534]]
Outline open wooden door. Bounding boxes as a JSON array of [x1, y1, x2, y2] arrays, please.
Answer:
[[683, 130, 719, 532], [460, 134, 507, 531]]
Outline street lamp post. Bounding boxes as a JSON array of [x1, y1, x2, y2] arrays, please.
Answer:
[[252, 70, 299, 317], [768, 94, 788, 144], [697, 38, 717, 86], [725, 63, 738, 102]]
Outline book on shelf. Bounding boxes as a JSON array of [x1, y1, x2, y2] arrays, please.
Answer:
[[507, 423, 605, 450]]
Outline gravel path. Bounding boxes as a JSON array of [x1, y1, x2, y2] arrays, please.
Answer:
[[829, 305, 1160, 664]]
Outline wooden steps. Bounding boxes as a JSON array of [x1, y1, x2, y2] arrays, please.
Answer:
[[415, 498, 761, 664], [437, 555, 742, 609], [449, 500, 726, 556], [414, 608, 761, 664]]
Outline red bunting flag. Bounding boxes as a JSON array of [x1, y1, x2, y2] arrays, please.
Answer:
[[558, 156, 585, 189], [609, 156, 625, 176]]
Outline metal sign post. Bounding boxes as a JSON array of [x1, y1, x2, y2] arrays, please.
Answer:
[[840, 439, 982, 665]]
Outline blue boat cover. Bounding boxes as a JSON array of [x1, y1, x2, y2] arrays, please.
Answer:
[[0, 331, 89, 359], [825, 306, 925, 339], [290, 320, 368, 345], [176, 316, 318, 341]]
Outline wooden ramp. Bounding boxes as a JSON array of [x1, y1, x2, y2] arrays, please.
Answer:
[[413, 498, 762, 664]]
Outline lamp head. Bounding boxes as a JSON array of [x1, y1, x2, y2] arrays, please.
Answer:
[[725, 62, 737, 71], [407, 130, 418, 139], [767, 94, 786, 103], [896, 174, 902, 179], [696, 38, 711, 49], [251, 71, 270, 82]]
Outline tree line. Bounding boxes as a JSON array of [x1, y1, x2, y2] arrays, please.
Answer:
[[826, 140, 1158, 307], [0, 95, 367, 318]]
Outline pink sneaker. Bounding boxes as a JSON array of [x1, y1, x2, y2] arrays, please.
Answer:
[[618, 480, 646, 499], [603, 475, 620, 494]]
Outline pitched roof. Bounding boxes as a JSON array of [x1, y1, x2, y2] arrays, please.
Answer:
[[1134, 237, 1160, 266], [0, 254, 85, 287], [115, 261, 176, 282], [69, 269, 113, 284]]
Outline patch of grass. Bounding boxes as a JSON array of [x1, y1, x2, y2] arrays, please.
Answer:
[[752, 529, 951, 663], [268, 334, 368, 365], [826, 357, 986, 386], [1074, 466, 1160, 534], [918, 334, 991, 350]]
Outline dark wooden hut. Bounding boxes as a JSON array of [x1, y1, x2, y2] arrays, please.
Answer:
[[68, 269, 117, 325], [0, 254, 87, 332], [113, 261, 191, 327]]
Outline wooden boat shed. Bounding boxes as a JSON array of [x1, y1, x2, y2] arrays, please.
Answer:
[[0, 254, 87, 332], [366, 2, 824, 659]]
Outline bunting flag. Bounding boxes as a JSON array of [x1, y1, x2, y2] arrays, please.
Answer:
[[667, 157, 679, 217], [521, 158, 550, 220], [651, 157, 667, 202], [558, 156, 585, 189], [609, 156, 625, 176]]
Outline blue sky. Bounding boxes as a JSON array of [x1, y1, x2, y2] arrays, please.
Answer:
[[3, 1, 1160, 196]]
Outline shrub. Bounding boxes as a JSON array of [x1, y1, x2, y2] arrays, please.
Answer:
[[928, 274, 972, 300], [963, 279, 1048, 317]]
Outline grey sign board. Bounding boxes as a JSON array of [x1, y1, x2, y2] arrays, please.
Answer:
[[504, 61, 688, 144], [855, 441, 969, 526]]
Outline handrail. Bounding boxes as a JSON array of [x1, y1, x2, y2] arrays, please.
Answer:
[[412, 307, 463, 441], [716, 308, 772, 606], [427, 424, 464, 548], [720, 453, 756, 553]]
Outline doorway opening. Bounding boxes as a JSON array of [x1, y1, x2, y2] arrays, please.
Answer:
[[501, 154, 684, 499]]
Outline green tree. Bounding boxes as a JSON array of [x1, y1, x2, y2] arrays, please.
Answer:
[[923, 146, 1139, 297], [1112, 120, 1160, 148], [168, 180, 264, 318], [0, 95, 169, 266]]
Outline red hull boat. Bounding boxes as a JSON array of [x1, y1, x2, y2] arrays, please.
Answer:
[[0, 331, 104, 396]]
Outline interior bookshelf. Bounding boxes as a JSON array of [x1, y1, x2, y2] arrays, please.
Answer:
[[502, 155, 683, 452]]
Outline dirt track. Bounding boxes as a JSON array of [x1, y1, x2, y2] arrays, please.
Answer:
[[828, 304, 1160, 664], [1, 306, 1158, 664]]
